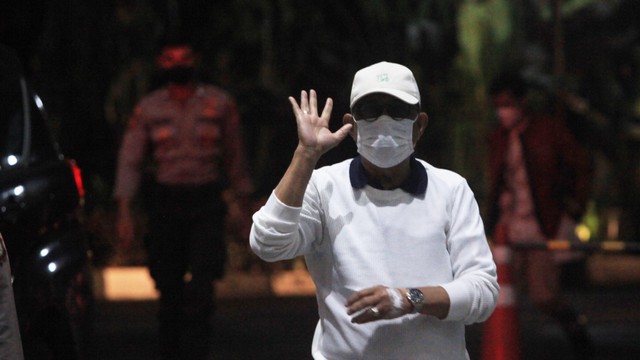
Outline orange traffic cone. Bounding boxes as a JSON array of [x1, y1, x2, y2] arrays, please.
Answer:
[[482, 225, 520, 360]]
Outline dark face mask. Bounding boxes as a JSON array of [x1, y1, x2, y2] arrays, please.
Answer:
[[161, 66, 196, 84]]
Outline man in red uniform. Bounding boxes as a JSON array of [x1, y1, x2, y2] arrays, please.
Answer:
[[114, 43, 253, 360], [486, 71, 593, 359]]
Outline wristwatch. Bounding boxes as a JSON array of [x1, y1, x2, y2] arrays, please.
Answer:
[[406, 288, 424, 314]]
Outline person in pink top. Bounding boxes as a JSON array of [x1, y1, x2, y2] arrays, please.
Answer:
[[486, 70, 593, 359], [114, 42, 253, 360]]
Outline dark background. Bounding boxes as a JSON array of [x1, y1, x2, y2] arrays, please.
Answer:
[[2, 0, 640, 267]]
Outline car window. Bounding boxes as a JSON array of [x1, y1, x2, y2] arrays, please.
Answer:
[[0, 77, 59, 170], [26, 91, 60, 164]]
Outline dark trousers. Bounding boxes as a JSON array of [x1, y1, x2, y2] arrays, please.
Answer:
[[144, 182, 227, 360]]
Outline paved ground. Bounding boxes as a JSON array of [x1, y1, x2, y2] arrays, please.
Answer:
[[86, 296, 318, 360], [84, 283, 640, 360]]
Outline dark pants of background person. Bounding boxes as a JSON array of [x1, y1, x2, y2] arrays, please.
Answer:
[[145, 182, 227, 360]]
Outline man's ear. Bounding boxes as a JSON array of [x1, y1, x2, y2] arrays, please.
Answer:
[[413, 112, 429, 144], [418, 112, 429, 132], [343, 113, 357, 141]]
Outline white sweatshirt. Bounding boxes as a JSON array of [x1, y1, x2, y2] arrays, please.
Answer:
[[250, 158, 498, 360]]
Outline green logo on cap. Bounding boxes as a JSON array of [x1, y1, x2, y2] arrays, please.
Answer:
[[377, 73, 389, 82]]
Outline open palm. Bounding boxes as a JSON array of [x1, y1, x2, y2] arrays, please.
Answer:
[[289, 89, 352, 157]]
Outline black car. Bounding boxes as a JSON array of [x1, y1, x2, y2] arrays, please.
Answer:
[[1, 44, 93, 360]]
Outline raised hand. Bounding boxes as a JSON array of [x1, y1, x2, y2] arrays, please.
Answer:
[[288, 89, 352, 159]]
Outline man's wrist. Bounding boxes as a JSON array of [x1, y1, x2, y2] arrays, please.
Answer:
[[406, 288, 425, 314], [294, 144, 323, 163]]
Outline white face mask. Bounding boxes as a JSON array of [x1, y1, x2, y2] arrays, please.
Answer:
[[356, 115, 415, 168]]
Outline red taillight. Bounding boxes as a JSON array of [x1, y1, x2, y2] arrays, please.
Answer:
[[67, 159, 85, 199]]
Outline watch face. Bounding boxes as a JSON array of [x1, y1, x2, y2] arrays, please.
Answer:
[[408, 288, 424, 303], [407, 288, 424, 313]]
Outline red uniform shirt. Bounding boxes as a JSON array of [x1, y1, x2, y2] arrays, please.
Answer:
[[114, 84, 253, 199]]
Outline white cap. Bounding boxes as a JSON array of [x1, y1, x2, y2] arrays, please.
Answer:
[[350, 61, 420, 108]]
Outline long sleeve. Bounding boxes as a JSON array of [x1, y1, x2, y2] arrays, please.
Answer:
[[556, 121, 593, 220], [113, 105, 149, 201], [440, 180, 499, 324], [250, 187, 322, 262]]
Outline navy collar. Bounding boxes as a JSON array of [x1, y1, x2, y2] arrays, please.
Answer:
[[349, 155, 428, 195]]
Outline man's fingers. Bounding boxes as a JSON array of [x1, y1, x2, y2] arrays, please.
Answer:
[[321, 97, 333, 119], [333, 123, 353, 141], [288, 96, 303, 117], [309, 89, 318, 116], [300, 90, 309, 113]]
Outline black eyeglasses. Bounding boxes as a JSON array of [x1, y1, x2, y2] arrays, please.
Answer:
[[352, 99, 418, 121]]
